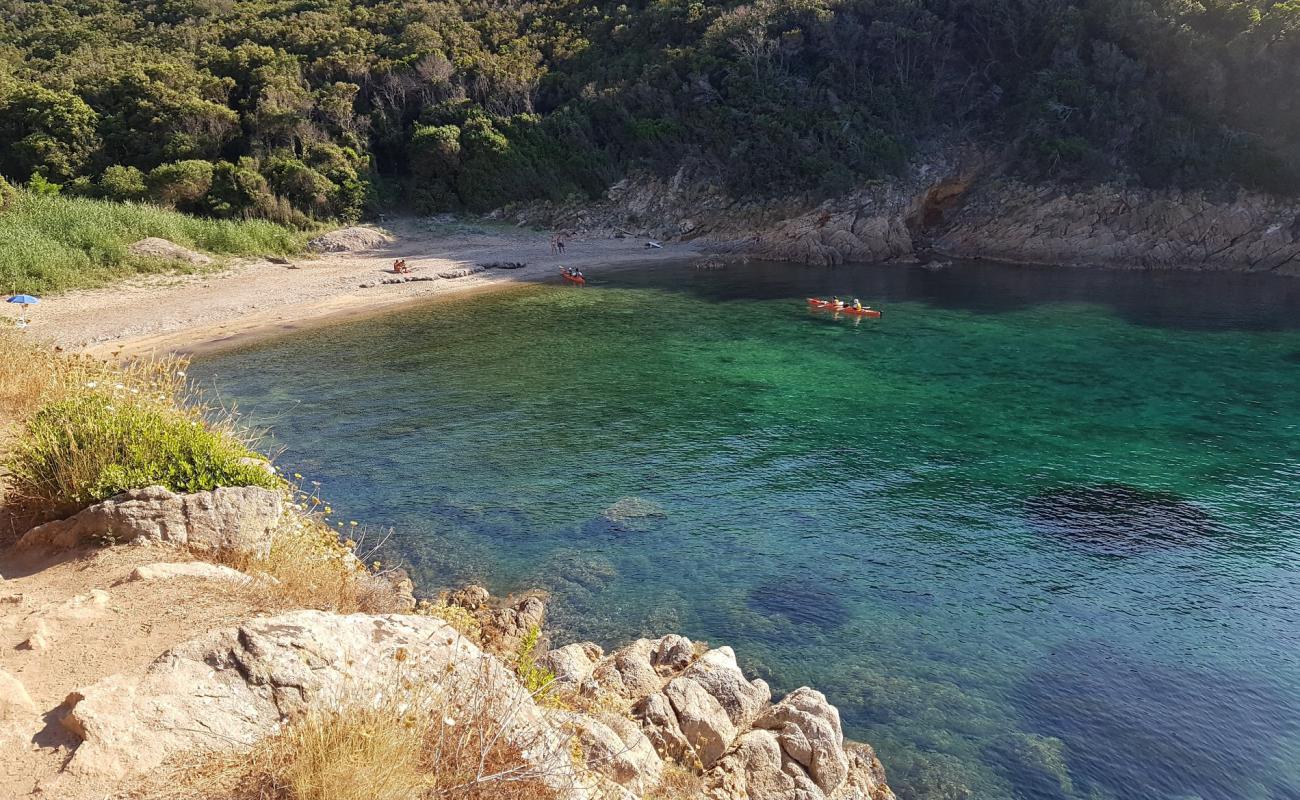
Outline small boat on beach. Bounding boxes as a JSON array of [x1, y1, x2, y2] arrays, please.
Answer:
[[561, 269, 586, 286], [807, 298, 882, 318]]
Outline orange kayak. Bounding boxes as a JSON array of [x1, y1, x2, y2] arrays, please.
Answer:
[[807, 298, 882, 317], [561, 270, 586, 286]]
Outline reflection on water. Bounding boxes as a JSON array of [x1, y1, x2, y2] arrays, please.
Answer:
[[192, 260, 1300, 800]]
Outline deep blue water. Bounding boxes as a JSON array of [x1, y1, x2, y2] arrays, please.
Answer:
[[191, 260, 1300, 800]]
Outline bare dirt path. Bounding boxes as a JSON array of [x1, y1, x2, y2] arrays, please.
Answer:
[[4, 218, 697, 358]]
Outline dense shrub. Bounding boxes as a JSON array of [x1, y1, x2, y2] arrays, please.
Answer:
[[98, 165, 147, 202], [3, 0, 1300, 213], [5, 368, 281, 511], [148, 160, 215, 212], [0, 86, 100, 182]]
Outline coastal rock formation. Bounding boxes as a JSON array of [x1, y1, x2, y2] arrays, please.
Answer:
[[438, 264, 487, 279], [117, 561, 257, 585], [307, 226, 391, 253], [17, 485, 283, 556], [127, 238, 212, 266], [515, 153, 1300, 272], [445, 585, 548, 654], [543, 633, 895, 800], [934, 181, 1300, 273], [59, 611, 573, 785]]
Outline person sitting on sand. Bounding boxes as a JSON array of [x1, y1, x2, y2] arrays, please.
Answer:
[[393, 259, 409, 274]]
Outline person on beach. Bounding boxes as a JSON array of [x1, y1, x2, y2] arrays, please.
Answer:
[[550, 235, 558, 255], [557, 235, 566, 254]]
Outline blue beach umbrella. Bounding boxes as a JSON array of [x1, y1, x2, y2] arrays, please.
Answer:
[[7, 294, 39, 327]]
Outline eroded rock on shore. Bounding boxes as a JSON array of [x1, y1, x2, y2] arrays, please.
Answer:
[[934, 181, 1300, 274], [540, 629, 896, 800], [513, 154, 1300, 273], [17, 485, 283, 556], [60, 611, 576, 787]]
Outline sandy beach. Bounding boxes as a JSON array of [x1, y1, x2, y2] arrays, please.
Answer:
[[8, 218, 698, 359]]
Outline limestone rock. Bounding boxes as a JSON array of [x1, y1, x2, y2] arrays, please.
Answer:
[[560, 710, 664, 794], [539, 642, 604, 689], [18, 485, 284, 557], [592, 638, 663, 700], [447, 584, 490, 610], [754, 687, 849, 795], [0, 668, 38, 721], [634, 691, 692, 765], [706, 729, 825, 800], [664, 676, 736, 768], [832, 742, 898, 800], [481, 594, 546, 654], [61, 611, 571, 784], [127, 238, 212, 266], [120, 562, 255, 585], [18, 620, 52, 651], [682, 646, 771, 729], [651, 634, 695, 675], [307, 226, 390, 253]]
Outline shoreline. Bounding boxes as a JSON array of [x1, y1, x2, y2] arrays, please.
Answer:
[[11, 218, 698, 360]]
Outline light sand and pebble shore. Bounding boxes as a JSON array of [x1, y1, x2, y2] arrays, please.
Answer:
[[6, 218, 697, 359]]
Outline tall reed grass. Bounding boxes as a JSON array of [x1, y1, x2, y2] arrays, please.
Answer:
[[0, 191, 309, 294]]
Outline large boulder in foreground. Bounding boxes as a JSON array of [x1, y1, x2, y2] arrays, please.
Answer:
[[127, 238, 212, 266], [59, 611, 572, 788], [17, 485, 283, 556]]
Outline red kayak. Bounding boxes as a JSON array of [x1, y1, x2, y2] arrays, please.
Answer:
[[807, 298, 882, 318], [561, 269, 586, 286]]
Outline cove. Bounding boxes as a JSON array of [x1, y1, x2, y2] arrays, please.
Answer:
[[191, 260, 1300, 800]]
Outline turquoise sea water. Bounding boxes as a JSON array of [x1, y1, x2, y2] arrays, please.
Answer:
[[192, 261, 1300, 800]]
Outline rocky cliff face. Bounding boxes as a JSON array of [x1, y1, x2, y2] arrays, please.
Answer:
[[516, 157, 1300, 274], [932, 179, 1300, 274]]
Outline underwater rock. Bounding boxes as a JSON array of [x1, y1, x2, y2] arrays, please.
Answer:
[[1022, 484, 1219, 553], [984, 733, 1075, 800], [598, 497, 668, 533], [1013, 641, 1300, 800], [746, 579, 850, 631]]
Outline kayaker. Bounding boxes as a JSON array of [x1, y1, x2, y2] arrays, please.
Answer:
[[852, 298, 863, 311], [831, 295, 841, 308]]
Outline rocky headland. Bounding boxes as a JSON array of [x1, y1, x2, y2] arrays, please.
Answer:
[[508, 154, 1300, 275]]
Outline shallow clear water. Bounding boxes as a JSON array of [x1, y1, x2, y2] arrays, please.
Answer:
[[192, 261, 1300, 800]]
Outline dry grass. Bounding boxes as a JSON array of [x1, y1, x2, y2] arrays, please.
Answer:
[[0, 331, 278, 515], [648, 760, 706, 800], [132, 667, 569, 800], [212, 510, 401, 614]]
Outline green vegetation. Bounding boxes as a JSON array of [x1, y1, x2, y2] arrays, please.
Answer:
[[10, 392, 281, 510], [514, 625, 558, 698], [0, 190, 307, 294], [1, 0, 1298, 218], [0, 337, 282, 513]]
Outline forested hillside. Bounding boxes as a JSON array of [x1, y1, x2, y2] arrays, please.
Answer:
[[2, 0, 1298, 225]]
